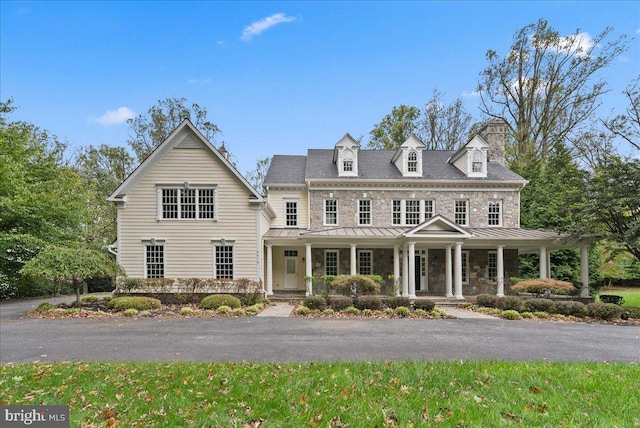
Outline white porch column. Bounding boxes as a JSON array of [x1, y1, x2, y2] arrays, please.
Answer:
[[496, 245, 505, 297], [305, 243, 312, 296], [445, 245, 453, 297], [580, 246, 590, 297], [539, 246, 548, 279], [266, 245, 273, 296], [402, 244, 409, 297], [454, 242, 463, 299], [393, 245, 400, 296], [546, 250, 552, 278], [408, 242, 416, 298], [350, 244, 357, 276]]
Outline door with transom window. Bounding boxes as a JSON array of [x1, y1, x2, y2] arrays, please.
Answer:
[[284, 256, 298, 289]]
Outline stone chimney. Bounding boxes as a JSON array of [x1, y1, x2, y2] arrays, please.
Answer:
[[478, 120, 506, 166]]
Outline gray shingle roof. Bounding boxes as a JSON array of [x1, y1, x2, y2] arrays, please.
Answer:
[[264, 149, 524, 184]]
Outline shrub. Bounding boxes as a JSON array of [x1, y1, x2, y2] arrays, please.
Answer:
[[217, 305, 231, 314], [511, 278, 575, 296], [384, 308, 394, 315], [533, 311, 549, 319], [552, 301, 587, 317], [231, 308, 245, 316], [431, 307, 448, 318], [327, 296, 353, 311], [246, 304, 264, 315], [345, 306, 360, 315], [303, 296, 327, 311], [355, 295, 382, 310], [625, 307, 640, 319], [414, 309, 428, 317], [362, 275, 383, 285], [395, 306, 410, 317], [361, 309, 373, 317], [501, 310, 522, 320], [331, 275, 381, 296], [414, 300, 435, 311], [139, 310, 151, 317], [476, 294, 500, 308], [109, 296, 161, 311], [36, 302, 54, 312], [587, 303, 622, 320], [323, 309, 335, 315], [520, 311, 534, 319], [295, 306, 310, 316], [524, 298, 554, 313], [119, 278, 141, 292], [599, 295, 625, 305], [384, 296, 411, 309], [81, 296, 99, 303], [102, 296, 112, 302], [180, 307, 194, 316], [124, 308, 138, 317], [497, 296, 523, 311], [200, 294, 241, 310]]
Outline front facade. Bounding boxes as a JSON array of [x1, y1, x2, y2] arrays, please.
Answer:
[[110, 120, 590, 299]]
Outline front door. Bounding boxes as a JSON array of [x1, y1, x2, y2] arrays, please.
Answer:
[[284, 257, 298, 289], [415, 254, 428, 291]]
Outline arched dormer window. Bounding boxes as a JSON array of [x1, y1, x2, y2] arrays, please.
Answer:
[[342, 149, 354, 172], [407, 151, 418, 173], [471, 150, 484, 173]]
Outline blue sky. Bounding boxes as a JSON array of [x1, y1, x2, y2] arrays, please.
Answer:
[[2, 1, 639, 174]]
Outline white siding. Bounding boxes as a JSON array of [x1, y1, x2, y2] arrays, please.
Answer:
[[271, 246, 305, 291], [267, 189, 308, 228], [119, 146, 259, 279], [453, 152, 468, 175]]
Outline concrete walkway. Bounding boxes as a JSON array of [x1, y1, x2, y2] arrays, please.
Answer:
[[256, 302, 294, 317], [442, 306, 499, 319]]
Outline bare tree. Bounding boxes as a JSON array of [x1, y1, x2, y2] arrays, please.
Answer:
[[420, 89, 472, 150], [602, 76, 640, 151], [478, 19, 628, 162]]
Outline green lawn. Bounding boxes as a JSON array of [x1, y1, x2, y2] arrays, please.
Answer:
[[1, 361, 638, 427], [598, 287, 640, 307]]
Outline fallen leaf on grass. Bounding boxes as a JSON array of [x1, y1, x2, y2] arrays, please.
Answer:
[[243, 419, 265, 428]]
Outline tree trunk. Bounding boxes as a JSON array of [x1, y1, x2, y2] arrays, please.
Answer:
[[74, 278, 81, 307]]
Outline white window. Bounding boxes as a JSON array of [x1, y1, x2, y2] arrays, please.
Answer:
[[392, 200, 402, 225], [342, 150, 354, 172], [405, 200, 420, 225], [159, 186, 217, 220], [145, 244, 164, 278], [358, 251, 373, 275], [472, 151, 484, 173], [285, 201, 298, 227], [214, 244, 234, 279], [488, 251, 497, 282], [461, 251, 469, 284], [488, 200, 502, 226], [455, 200, 468, 226], [407, 151, 418, 172], [358, 200, 371, 225], [324, 199, 338, 225], [325, 250, 339, 276], [424, 200, 434, 220]]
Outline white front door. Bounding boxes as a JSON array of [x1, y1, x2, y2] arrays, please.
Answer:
[[284, 257, 298, 289]]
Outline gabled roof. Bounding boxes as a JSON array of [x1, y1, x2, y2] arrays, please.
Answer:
[[108, 119, 264, 202], [403, 215, 473, 239], [391, 134, 426, 163], [449, 134, 490, 164]]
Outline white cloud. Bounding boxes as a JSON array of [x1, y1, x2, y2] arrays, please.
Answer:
[[533, 32, 596, 58], [241, 13, 296, 41], [92, 107, 135, 125], [188, 78, 212, 84], [461, 90, 480, 97]]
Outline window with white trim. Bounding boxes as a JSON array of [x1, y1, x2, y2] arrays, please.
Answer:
[[407, 151, 418, 172], [488, 251, 497, 282], [159, 186, 217, 220], [461, 251, 469, 284], [324, 199, 337, 225], [392, 200, 402, 225], [358, 250, 372, 275], [455, 200, 468, 226], [285, 201, 298, 227], [325, 250, 339, 276], [405, 200, 420, 225], [145, 244, 164, 278], [358, 200, 371, 225], [214, 244, 234, 279], [472, 150, 484, 173], [424, 200, 434, 220], [488, 200, 502, 226]]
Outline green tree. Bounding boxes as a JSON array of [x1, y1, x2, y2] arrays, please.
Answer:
[[20, 245, 121, 306], [127, 97, 221, 162], [245, 157, 271, 195], [368, 105, 421, 150], [76, 144, 135, 246], [478, 19, 628, 162], [602, 76, 640, 151]]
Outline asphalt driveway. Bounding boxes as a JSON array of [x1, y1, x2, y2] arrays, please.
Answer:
[[1, 296, 639, 364]]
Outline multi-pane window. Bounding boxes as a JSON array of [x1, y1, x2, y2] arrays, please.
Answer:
[[488, 200, 502, 226], [407, 151, 418, 172], [405, 200, 420, 225], [455, 200, 468, 226], [214, 245, 234, 279], [472, 151, 484, 173], [461, 251, 469, 284], [285, 201, 298, 227], [488, 251, 497, 282], [145, 245, 164, 278], [325, 250, 338, 276], [160, 187, 216, 219], [392, 200, 402, 225], [424, 200, 434, 220], [358, 200, 371, 225], [358, 251, 372, 275], [284, 250, 298, 257], [343, 160, 353, 172], [324, 199, 337, 225]]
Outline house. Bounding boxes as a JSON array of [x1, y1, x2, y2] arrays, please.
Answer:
[[109, 119, 590, 299]]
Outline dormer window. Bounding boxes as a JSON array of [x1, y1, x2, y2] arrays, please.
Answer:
[[334, 134, 360, 177], [472, 151, 484, 173], [449, 135, 489, 178], [407, 151, 418, 172], [343, 150, 354, 172]]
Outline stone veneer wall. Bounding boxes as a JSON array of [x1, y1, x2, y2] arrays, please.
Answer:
[[309, 247, 519, 296], [308, 189, 520, 229]]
